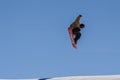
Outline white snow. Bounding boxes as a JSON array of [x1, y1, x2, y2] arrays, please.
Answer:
[[46, 75, 120, 80], [0, 75, 120, 80]]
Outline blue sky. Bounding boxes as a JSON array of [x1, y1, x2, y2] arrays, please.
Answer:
[[0, 0, 120, 79]]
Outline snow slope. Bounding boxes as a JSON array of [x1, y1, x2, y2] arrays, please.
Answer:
[[0, 75, 120, 80], [44, 75, 120, 80]]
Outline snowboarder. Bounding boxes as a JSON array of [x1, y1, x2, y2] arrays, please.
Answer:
[[69, 15, 85, 45]]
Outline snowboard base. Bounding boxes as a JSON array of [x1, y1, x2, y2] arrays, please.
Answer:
[[68, 27, 77, 49]]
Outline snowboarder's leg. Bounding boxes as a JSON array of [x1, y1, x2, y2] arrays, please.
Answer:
[[74, 32, 81, 44], [72, 28, 81, 44]]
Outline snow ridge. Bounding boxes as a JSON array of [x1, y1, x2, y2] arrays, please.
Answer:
[[1, 75, 120, 80]]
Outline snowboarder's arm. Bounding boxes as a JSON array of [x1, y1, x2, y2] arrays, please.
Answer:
[[70, 15, 82, 29], [74, 15, 82, 24]]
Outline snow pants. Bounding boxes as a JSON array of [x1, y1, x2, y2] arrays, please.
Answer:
[[72, 27, 81, 44]]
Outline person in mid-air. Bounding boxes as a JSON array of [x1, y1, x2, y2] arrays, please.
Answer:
[[70, 15, 85, 44]]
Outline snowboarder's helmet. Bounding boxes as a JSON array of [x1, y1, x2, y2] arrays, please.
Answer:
[[80, 23, 85, 28]]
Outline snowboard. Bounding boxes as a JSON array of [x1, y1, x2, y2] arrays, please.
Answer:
[[68, 27, 77, 49]]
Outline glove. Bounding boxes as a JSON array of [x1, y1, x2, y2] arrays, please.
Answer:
[[79, 15, 82, 17]]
